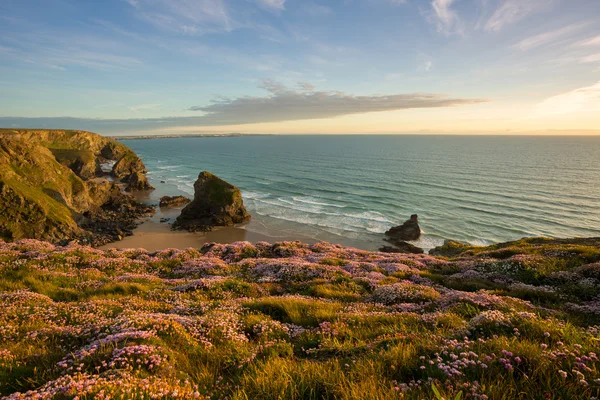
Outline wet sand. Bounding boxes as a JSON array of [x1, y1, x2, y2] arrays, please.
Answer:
[[99, 205, 319, 251]]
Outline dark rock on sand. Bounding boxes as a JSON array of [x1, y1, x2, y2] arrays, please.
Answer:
[[173, 171, 251, 232], [159, 195, 191, 208], [125, 171, 154, 192], [385, 214, 421, 241], [380, 239, 424, 254], [79, 193, 155, 246]]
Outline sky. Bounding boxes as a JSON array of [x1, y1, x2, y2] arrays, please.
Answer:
[[0, 0, 599, 136]]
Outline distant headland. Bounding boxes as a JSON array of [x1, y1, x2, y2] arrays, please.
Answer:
[[112, 133, 272, 140]]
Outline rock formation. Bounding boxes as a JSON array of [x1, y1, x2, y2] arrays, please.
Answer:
[[174, 171, 251, 231], [112, 152, 147, 181], [0, 129, 154, 244], [379, 240, 424, 254], [125, 171, 154, 192], [385, 214, 421, 241], [159, 195, 191, 208]]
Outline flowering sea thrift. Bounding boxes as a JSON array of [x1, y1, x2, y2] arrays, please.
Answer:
[[0, 238, 599, 399]]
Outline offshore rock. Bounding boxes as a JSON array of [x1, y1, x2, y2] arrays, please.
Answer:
[[174, 171, 251, 232], [159, 195, 191, 208], [385, 214, 421, 241]]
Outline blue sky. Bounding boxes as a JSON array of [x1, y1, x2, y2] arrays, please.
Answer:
[[1, 0, 599, 135]]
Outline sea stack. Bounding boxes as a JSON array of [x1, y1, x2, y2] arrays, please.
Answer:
[[173, 171, 251, 231], [385, 214, 421, 241]]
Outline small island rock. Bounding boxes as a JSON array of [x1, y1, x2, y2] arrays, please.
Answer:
[[159, 195, 191, 208], [173, 171, 251, 231], [385, 214, 421, 241]]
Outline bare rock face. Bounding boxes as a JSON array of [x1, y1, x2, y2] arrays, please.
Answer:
[[159, 195, 191, 208], [173, 171, 251, 232], [385, 214, 421, 241], [125, 171, 154, 192]]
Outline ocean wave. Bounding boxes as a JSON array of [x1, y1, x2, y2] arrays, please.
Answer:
[[291, 196, 345, 208], [243, 191, 270, 200]]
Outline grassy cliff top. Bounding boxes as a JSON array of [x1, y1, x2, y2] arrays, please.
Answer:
[[0, 237, 598, 399], [0, 129, 134, 160]]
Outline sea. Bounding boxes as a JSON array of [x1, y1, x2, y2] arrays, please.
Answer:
[[122, 135, 600, 251]]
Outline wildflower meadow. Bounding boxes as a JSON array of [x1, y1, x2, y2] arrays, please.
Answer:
[[0, 238, 599, 399]]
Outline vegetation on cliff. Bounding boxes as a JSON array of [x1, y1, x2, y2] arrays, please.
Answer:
[[0, 237, 598, 399], [0, 129, 153, 244]]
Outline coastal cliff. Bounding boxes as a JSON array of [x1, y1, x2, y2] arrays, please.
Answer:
[[0, 129, 153, 244]]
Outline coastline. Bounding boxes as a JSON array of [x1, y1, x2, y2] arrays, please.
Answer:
[[99, 201, 322, 251]]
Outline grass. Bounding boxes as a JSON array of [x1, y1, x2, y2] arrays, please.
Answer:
[[0, 238, 599, 399]]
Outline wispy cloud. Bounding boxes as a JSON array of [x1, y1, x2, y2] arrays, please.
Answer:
[[514, 24, 584, 52], [129, 103, 161, 112], [256, 0, 286, 12], [580, 53, 600, 64], [0, 81, 486, 133], [533, 81, 600, 117], [573, 35, 600, 47], [125, 0, 233, 35], [484, 0, 548, 32], [430, 0, 463, 36]]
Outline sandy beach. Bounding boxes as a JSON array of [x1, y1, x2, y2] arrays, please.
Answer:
[[99, 204, 320, 251]]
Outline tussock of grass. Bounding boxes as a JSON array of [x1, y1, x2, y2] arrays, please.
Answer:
[[0, 238, 599, 399]]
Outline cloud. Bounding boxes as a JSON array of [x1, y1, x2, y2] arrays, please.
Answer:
[[573, 36, 600, 47], [256, 0, 286, 11], [129, 104, 161, 112], [125, 0, 233, 35], [0, 81, 486, 133], [0, 36, 142, 71], [533, 81, 600, 117], [514, 24, 584, 52], [188, 80, 486, 124], [430, 0, 463, 36], [580, 53, 600, 64], [484, 0, 548, 32]]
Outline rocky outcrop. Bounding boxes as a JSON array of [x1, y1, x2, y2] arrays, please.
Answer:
[[51, 149, 101, 180], [125, 171, 154, 192], [112, 152, 147, 181], [173, 171, 251, 232], [380, 240, 424, 254], [385, 214, 421, 241], [429, 240, 472, 257], [0, 130, 155, 244], [159, 195, 191, 208]]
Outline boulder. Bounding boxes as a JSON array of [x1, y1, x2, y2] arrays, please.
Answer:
[[173, 171, 251, 231], [381, 238, 424, 254], [385, 214, 421, 241], [125, 172, 154, 192], [159, 195, 191, 208]]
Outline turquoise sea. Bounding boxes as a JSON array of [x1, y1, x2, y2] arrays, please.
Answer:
[[123, 135, 600, 250]]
